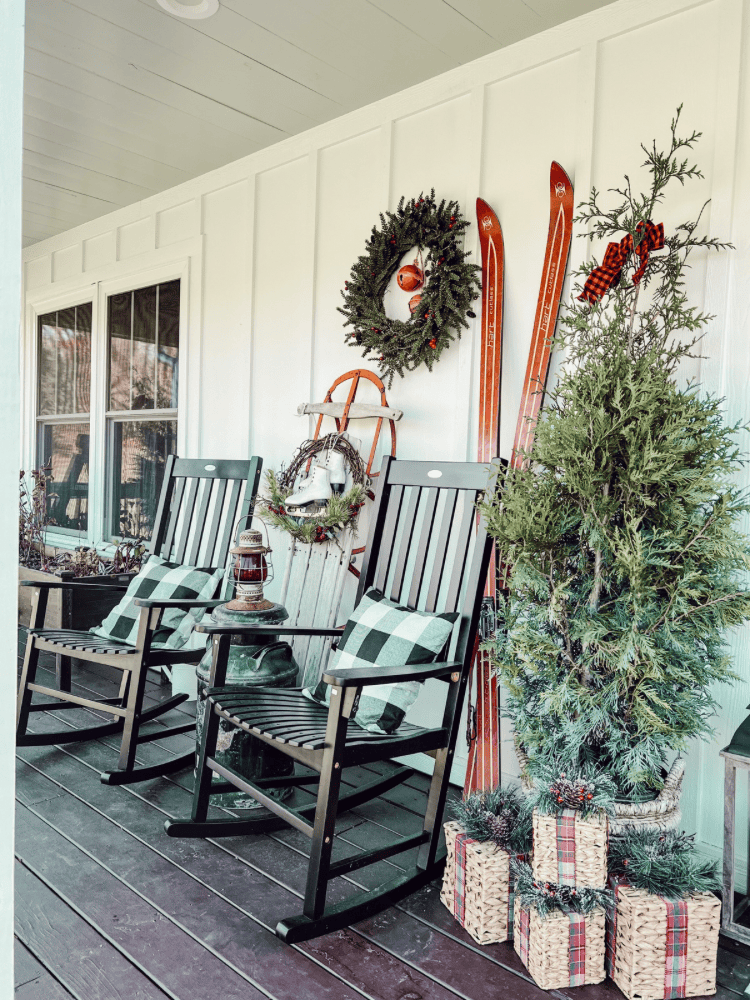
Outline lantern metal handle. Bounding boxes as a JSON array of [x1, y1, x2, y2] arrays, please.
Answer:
[[233, 511, 272, 554]]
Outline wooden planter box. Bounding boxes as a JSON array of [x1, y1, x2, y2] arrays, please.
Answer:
[[515, 902, 606, 990], [606, 884, 720, 1000], [532, 808, 608, 888], [440, 821, 516, 945]]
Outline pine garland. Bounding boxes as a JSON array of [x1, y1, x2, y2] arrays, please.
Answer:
[[451, 785, 532, 854], [339, 191, 480, 388], [257, 470, 367, 545], [513, 860, 613, 918], [528, 764, 616, 819], [608, 829, 720, 899]]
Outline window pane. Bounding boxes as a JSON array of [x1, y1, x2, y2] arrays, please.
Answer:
[[157, 280, 179, 409], [37, 303, 92, 417], [108, 291, 132, 411], [110, 419, 176, 540], [40, 423, 90, 532], [108, 282, 179, 412]]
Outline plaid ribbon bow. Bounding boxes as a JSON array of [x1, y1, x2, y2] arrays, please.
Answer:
[[578, 220, 665, 303]]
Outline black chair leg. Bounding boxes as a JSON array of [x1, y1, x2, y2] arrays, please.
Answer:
[[303, 752, 344, 921], [417, 746, 451, 871], [16, 636, 41, 742], [191, 697, 223, 824]]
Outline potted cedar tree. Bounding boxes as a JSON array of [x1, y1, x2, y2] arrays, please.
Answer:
[[481, 110, 750, 830]]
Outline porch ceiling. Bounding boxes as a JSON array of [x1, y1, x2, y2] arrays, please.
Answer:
[[22, 0, 616, 249]]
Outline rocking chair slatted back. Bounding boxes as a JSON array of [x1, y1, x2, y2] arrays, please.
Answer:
[[360, 458, 488, 623], [152, 457, 255, 570]]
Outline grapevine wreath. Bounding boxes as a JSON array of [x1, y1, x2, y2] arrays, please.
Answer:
[[339, 191, 481, 388], [257, 434, 369, 545]]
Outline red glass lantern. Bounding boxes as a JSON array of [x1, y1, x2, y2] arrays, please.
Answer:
[[226, 526, 274, 611]]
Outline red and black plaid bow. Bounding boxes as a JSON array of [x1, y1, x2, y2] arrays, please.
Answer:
[[578, 220, 665, 303]]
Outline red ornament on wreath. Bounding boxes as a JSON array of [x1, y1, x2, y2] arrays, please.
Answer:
[[397, 264, 424, 292], [408, 294, 422, 315]]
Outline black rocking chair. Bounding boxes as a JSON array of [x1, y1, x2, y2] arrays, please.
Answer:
[[17, 455, 262, 786], [165, 456, 496, 943]]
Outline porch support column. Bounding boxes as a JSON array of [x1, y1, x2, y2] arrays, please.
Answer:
[[0, 0, 25, 989]]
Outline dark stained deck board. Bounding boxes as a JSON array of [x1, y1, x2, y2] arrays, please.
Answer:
[[16, 649, 734, 1000], [15, 862, 171, 1000], [14, 938, 75, 999]]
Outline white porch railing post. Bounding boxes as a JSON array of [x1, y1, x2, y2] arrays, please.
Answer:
[[0, 0, 24, 990]]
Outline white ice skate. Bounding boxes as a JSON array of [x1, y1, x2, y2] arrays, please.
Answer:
[[324, 449, 346, 494], [286, 465, 332, 510]]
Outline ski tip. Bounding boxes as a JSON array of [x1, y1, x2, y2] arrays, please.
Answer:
[[550, 161, 573, 186]]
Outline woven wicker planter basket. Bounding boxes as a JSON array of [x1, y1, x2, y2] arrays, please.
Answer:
[[440, 821, 515, 945], [532, 808, 608, 888], [514, 903, 606, 990], [607, 885, 720, 1000], [516, 745, 684, 836]]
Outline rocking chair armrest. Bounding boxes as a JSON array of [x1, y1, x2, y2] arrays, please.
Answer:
[[19, 579, 130, 592], [196, 624, 343, 637], [323, 660, 462, 688], [134, 598, 225, 610]]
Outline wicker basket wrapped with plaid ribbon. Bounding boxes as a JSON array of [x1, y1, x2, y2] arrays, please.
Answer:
[[532, 808, 608, 888], [606, 883, 720, 1000], [514, 903, 606, 990], [440, 821, 516, 945]]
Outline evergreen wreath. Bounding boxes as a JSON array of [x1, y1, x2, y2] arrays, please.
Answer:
[[608, 829, 720, 899], [339, 190, 481, 388], [513, 860, 613, 918], [451, 785, 532, 855]]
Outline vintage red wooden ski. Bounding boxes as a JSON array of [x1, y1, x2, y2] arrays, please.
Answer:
[[464, 165, 573, 796], [464, 198, 504, 796], [512, 162, 574, 467]]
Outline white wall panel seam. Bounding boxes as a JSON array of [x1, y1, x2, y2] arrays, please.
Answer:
[[245, 174, 257, 459]]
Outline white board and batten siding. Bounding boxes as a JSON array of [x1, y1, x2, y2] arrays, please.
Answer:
[[21, 0, 750, 868]]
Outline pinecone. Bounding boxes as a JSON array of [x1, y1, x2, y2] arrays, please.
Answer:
[[549, 773, 596, 810], [484, 808, 513, 848]]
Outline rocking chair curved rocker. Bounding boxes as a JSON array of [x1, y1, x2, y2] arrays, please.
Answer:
[[165, 456, 496, 943], [16, 455, 262, 786]]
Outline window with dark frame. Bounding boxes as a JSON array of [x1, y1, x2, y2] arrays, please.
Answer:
[[34, 278, 180, 543], [106, 279, 180, 542]]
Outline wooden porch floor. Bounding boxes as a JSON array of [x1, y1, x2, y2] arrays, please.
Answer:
[[14, 645, 750, 1000]]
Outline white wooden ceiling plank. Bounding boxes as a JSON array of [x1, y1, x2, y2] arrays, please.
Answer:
[[23, 225, 60, 245], [526, 0, 613, 19], [28, 0, 334, 130], [23, 210, 73, 235], [292, 0, 459, 86], [364, 0, 499, 63], [25, 27, 295, 150], [24, 45, 285, 149], [23, 92, 250, 178], [24, 177, 114, 225], [24, 198, 87, 226], [219, 0, 454, 97], [23, 151, 156, 207], [133, 0, 370, 109], [441, 0, 545, 44], [23, 117, 192, 192]]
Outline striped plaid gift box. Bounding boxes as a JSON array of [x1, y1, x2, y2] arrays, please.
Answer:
[[514, 901, 606, 990], [606, 882, 720, 1000], [532, 807, 608, 888], [440, 821, 517, 945]]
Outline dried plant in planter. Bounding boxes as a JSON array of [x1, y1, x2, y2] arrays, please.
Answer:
[[480, 109, 750, 798], [20, 466, 146, 577]]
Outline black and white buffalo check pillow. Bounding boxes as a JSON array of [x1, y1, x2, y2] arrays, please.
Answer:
[[91, 554, 224, 649], [304, 588, 458, 734]]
